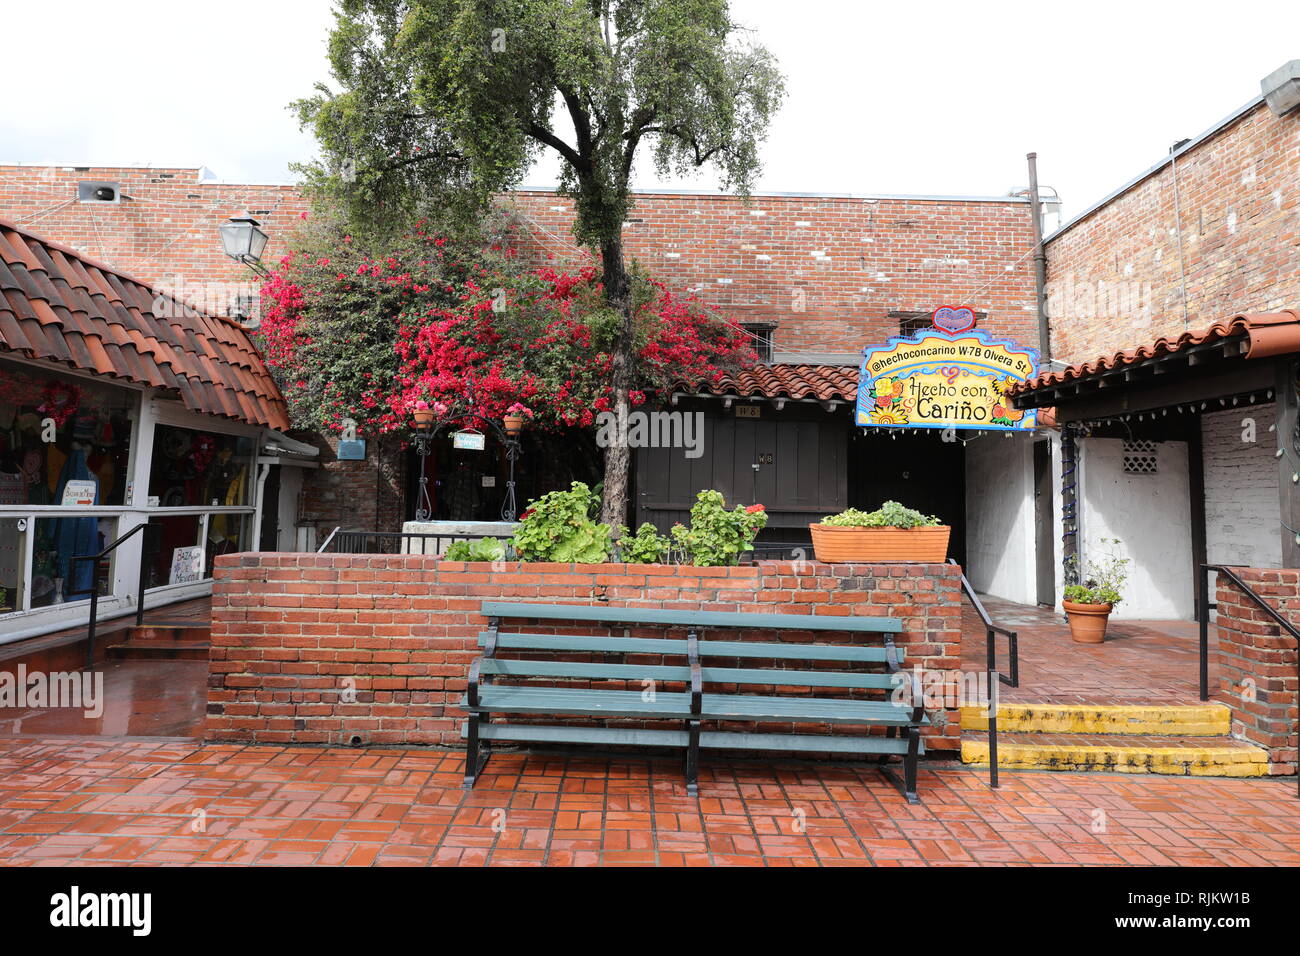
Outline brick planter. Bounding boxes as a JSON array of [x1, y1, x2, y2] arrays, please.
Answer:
[[207, 554, 963, 754], [1214, 568, 1300, 775]]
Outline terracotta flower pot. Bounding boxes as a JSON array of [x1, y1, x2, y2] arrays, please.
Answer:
[[503, 414, 525, 437], [1063, 599, 1113, 644], [412, 408, 436, 428], [808, 523, 951, 563]]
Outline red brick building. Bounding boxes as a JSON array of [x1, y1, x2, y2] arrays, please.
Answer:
[[0, 165, 1045, 602], [1015, 64, 1300, 624]]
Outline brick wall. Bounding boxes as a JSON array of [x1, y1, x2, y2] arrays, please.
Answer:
[[1045, 100, 1300, 364], [298, 432, 408, 536], [0, 164, 309, 294], [1214, 567, 1298, 773], [1202, 406, 1282, 569], [207, 554, 964, 756], [507, 190, 1040, 354]]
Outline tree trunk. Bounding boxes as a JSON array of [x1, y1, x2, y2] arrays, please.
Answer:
[[599, 235, 634, 530]]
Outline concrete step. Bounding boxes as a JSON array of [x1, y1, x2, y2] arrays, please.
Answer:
[[123, 624, 211, 643], [106, 639, 210, 661], [961, 733, 1268, 777], [960, 702, 1231, 736]]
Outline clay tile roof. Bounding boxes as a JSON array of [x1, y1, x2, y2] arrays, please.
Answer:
[[0, 217, 289, 431], [682, 363, 859, 402], [1009, 309, 1300, 396]]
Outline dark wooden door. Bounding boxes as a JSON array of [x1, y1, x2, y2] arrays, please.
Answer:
[[1033, 439, 1055, 606]]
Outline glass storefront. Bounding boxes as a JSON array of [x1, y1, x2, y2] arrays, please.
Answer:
[[0, 359, 134, 507], [1, 357, 262, 623]]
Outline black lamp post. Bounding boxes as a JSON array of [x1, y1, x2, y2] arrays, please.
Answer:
[[409, 394, 524, 522], [219, 215, 271, 276]]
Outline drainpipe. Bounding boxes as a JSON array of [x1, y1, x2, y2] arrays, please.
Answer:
[[252, 460, 273, 551], [1060, 424, 1079, 586], [1027, 152, 1052, 362]]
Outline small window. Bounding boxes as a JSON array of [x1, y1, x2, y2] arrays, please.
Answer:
[[742, 322, 775, 362], [1122, 440, 1158, 474]]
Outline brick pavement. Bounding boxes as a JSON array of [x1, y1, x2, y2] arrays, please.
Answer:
[[0, 737, 1295, 867]]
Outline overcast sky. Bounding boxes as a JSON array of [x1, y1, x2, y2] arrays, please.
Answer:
[[2, 0, 1297, 220]]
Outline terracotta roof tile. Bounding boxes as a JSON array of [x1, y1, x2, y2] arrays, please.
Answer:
[[1009, 309, 1300, 396], [682, 363, 859, 402], [0, 217, 289, 430]]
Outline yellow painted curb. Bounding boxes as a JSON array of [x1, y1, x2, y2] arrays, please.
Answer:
[[959, 703, 1231, 736], [960, 739, 1268, 777]]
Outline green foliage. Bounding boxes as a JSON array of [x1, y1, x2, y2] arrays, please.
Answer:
[[669, 491, 768, 567], [512, 481, 612, 563], [443, 537, 506, 562], [296, 0, 786, 248], [820, 501, 942, 529], [619, 522, 670, 563], [1064, 538, 1129, 606]]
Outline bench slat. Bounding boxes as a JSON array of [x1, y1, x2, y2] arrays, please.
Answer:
[[463, 722, 922, 756], [466, 686, 927, 726], [480, 659, 690, 681], [480, 658, 899, 690], [479, 632, 902, 663], [482, 601, 901, 633]]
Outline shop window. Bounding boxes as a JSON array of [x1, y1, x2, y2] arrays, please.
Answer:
[[148, 425, 254, 508], [1122, 440, 1159, 474], [0, 358, 135, 507], [30, 515, 116, 608]]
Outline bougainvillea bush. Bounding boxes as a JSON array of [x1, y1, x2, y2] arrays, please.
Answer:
[[258, 224, 756, 437]]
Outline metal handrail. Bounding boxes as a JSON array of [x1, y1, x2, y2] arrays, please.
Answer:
[[1199, 563, 1299, 798], [316, 527, 340, 553], [68, 522, 151, 670], [949, 559, 1020, 790]]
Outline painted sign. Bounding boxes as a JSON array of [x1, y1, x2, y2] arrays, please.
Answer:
[[60, 479, 97, 506], [168, 546, 205, 585], [857, 318, 1039, 431], [452, 430, 486, 451], [337, 439, 367, 461]]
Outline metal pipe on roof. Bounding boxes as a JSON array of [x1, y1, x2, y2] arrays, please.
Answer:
[[1027, 153, 1052, 363]]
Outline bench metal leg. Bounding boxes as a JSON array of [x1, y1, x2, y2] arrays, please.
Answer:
[[684, 720, 700, 797], [464, 713, 490, 788], [878, 727, 922, 805]]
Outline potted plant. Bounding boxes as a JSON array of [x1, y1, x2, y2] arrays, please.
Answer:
[[502, 402, 533, 437], [810, 501, 949, 563], [1062, 539, 1129, 643]]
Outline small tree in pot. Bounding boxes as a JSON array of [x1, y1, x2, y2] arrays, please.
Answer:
[[1062, 538, 1130, 644]]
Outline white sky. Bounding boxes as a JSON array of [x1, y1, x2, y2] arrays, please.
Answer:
[[2, 0, 1298, 220]]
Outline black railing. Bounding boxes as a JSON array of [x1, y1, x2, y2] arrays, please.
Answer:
[[950, 559, 1019, 790], [1199, 563, 1299, 798], [318, 528, 516, 557], [69, 523, 151, 670]]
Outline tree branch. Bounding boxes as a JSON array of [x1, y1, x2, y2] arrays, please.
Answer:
[[526, 121, 589, 172]]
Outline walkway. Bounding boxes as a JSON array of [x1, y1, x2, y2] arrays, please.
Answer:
[[0, 737, 1295, 866], [962, 597, 1210, 704]]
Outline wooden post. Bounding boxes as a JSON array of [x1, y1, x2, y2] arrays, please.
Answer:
[[1276, 359, 1300, 569]]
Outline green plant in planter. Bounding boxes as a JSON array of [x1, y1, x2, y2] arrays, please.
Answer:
[[619, 523, 670, 564], [512, 481, 612, 563], [670, 491, 768, 566], [820, 501, 941, 528], [444, 537, 506, 562], [1064, 538, 1129, 606]]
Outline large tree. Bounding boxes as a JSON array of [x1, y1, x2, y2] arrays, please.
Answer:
[[295, 0, 783, 526]]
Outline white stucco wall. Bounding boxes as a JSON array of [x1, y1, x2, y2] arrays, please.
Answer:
[[1202, 405, 1281, 569], [963, 433, 1036, 604], [1078, 437, 1194, 619]]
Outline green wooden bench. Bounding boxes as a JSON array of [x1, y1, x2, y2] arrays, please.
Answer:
[[462, 601, 928, 802]]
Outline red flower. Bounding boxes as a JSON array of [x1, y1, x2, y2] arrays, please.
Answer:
[[745, 504, 765, 513]]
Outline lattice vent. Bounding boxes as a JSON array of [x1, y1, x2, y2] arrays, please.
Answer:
[[1122, 439, 1158, 474]]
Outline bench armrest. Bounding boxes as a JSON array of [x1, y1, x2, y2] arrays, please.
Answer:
[[687, 628, 702, 717], [468, 617, 501, 709]]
